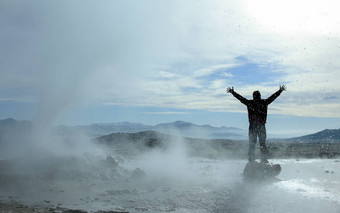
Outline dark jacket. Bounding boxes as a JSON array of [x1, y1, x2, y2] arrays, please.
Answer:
[[231, 90, 282, 125]]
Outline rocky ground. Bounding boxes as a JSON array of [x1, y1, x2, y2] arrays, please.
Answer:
[[0, 153, 339, 213]]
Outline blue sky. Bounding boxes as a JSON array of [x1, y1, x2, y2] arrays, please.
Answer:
[[1, 0, 340, 137]]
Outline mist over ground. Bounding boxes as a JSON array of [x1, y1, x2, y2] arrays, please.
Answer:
[[0, 122, 340, 212]]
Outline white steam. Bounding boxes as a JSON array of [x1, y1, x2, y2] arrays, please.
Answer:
[[136, 135, 190, 180]]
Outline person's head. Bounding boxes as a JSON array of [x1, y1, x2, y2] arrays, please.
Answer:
[[253, 90, 261, 100]]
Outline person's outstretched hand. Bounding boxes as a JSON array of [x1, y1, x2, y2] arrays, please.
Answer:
[[279, 85, 286, 91], [226, 87, 234, 93]]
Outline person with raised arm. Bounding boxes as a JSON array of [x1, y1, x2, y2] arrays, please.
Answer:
[[226, 85, 286, 163]]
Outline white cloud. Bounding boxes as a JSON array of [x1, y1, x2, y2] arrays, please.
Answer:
[[244, 0, 340, 36], [1, 0, 340, 122], [158, 71, 181, 79], [143, 111, 191, 115], [0, 97, 34, 103], [193, 64, 237, 78]]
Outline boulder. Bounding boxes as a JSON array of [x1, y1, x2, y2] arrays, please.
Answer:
[[130, 168, 146, 179], [106, 156, 119, 168], [243, 160, 281, 180]]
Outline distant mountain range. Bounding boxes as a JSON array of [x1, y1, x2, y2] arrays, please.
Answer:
[[0, 118, 32, 137], [71, 120, 247, 139], [289, 128, 340, 143], [1, 118, 340, 142], [0, 118, 247, 140], [0, 118, 31, 128], [62, 122, 154, 138]]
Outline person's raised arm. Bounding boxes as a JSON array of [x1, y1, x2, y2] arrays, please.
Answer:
[[226, 87, 249, 105], [266, 85, 286, 105]]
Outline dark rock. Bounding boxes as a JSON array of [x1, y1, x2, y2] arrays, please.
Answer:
[[243, 160, 281, 180], [106, 156, 119, 167], [116, 156, 125, 164], [130, 168, 146, 179]]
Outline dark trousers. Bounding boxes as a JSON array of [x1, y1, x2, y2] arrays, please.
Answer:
[[248, 123, 270, 161]]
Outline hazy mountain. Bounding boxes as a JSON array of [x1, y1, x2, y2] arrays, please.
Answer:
[[2, 118, 340, 142], [0, 119, 246, 140], [0, 118, 31, 128], [153, 121, 246, 139], [0, 118, 33, 158], [289, 128, 340, 143], [0, 118, 32, 136], [72, 120, 246, 139], [74, 122, 153, 137], [1, 118, 340, 158]]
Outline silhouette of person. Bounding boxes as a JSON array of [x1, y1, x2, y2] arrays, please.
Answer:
[[226, 85, 286, 163]]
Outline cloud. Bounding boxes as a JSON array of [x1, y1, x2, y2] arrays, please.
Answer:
[[158, 71, 181, 79], [143, 111, 191, 115], [193, 64, 237, 78], [0, 97, 34, 103], [244, 0, 340, 36], [1, 0, 340, 123]]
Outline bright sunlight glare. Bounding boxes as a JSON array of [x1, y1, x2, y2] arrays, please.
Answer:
[[244, 0, 340, 36]]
